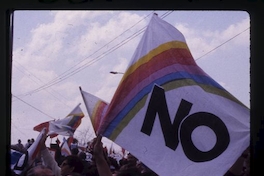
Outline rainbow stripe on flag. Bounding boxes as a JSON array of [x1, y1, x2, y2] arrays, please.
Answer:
[[95, 13, 249, 176], [98, 14, 247, 140], [80, 87, 108, 133]]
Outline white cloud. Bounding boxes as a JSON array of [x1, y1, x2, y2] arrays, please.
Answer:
[[11, 11, 250, 145], [174, 16, 250, 60], [17, 69, 57, 93], [52, 10, 114, 26], [74, 11, 147, 57]]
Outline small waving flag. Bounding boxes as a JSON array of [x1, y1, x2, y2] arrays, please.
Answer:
[[61, 137, 72, 156], [33, 104, 84, 138]]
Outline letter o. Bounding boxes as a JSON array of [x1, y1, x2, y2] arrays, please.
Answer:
[[180, 112, 230, 162]]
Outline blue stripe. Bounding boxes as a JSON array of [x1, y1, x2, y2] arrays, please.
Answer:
[[103, 72, 224, 137], [11, 150, 23, 165]]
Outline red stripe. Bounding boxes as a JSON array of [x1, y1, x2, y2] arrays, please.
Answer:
[[33, 121, 50, 132], [31, 142, 41, 160], [98, 48, 194, 133], [121, 48, 195, 95], [94, 102, 108, 132], [71, 116, 83, 129], [67, 136, 74, 146], [102, 48, 194, 123]]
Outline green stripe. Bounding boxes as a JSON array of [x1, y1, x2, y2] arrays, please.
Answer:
[[109, 79, 247, 141]]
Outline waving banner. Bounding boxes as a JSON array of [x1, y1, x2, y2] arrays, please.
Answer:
[[33, 103, 84, 137], [97, 13, 250, 176]]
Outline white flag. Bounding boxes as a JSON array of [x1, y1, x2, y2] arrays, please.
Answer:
[[34, 103, 84, 138], [97, 13, 249, 176]]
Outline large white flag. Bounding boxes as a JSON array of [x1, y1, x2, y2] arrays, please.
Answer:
[[33, 103, 84, 137], [97, 14, 249, 176]]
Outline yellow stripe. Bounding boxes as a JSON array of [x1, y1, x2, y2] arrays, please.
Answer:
[[119, 41, 189, 84], [91, 101, 101, 125], [163, 79, 246, 107], [109, 95, 148, 141]]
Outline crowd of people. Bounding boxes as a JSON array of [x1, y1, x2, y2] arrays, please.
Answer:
[[11, 138, 35, 153], [10, 130, 250, 176]]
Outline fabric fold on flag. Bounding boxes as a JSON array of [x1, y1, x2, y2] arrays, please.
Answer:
[[33, 103, 84, 138], [96, 13, 250, 176], [79, 87, 108, 134], [33, 121, 58, 138]]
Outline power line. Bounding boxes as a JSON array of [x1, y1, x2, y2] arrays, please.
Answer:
[[195, 27, 250, 61], [28, 16, 248, 96], [14, 11, 248, 99], [12, 94, 56, 120], [11, 122, 28, 140], [45, 11, 154, 86], [11, 11, 162, 126], [15, 11, 157, 97], [13, 61, 71, 108]]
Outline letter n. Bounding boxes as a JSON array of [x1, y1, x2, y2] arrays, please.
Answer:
[[140, 85, 192, 150]]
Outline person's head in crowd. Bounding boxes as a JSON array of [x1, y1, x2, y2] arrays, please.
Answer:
[[31, 138, 35, 144], [18, 139, 22, 144], [136, 161, 156, 174], [126, 153, 138, 166], [60, 155, 84, 176], [140, 171, 159, 176], [108, 156, 120, 173], [86, 138, 96, 153], [25, 165, 54, 176], [119, 162, 137, 172], [71, 148, 79, 156], [85, 165, 99, 176], [78, 151, 86, 160], [66, 173, 83, 176], [72, 138, 78, 144], [119, 157, 128, 167], [113, 166, 141, 176]]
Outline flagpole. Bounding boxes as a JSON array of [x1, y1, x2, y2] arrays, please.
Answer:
[[79, 86, 87, 110]]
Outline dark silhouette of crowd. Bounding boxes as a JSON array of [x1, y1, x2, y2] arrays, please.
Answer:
[[11, 133, 250, 176]]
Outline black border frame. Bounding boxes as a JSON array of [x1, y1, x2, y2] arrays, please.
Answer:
[[2, 0, 263, 175]]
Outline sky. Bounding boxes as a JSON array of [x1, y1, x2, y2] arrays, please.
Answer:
[[11, 10, 250, 150]]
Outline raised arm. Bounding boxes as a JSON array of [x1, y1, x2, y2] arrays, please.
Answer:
[[92, 135, 113, 176]]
